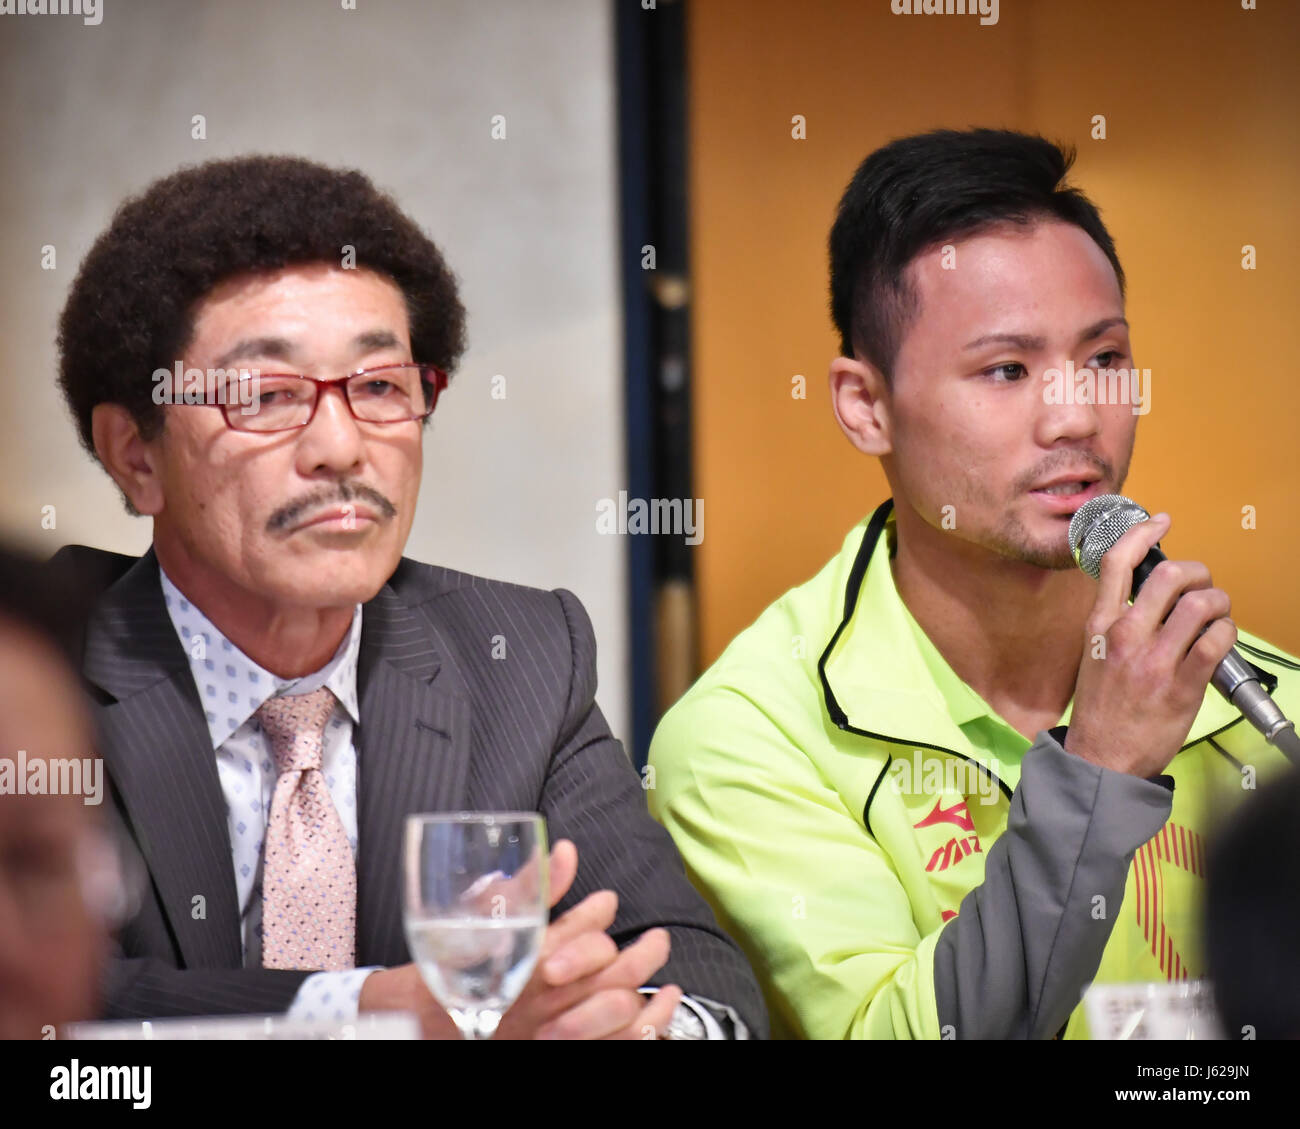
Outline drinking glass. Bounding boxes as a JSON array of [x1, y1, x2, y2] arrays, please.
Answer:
[[403, 812, 548, 1039]]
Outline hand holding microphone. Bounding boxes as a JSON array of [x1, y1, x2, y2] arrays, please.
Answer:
[[1063, 495, 1300, 776], [1063, 509, 1237, 777]]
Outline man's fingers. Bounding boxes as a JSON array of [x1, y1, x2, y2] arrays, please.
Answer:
[[540, 926, 619, 987], [530, 926, 672, 1024], [1153, 583, 1229, 665], [603, 984, 684, 1041], [547, 839, 578, 909], [1181, 615, 1238, 687], [540, 889, 618, 958], [535, 980, 684, 1041], [1092, 511, 1170, 631], [536, 988, 644, 1040], [1130, 559, 1214, 635], [583, 927, 671, 994]]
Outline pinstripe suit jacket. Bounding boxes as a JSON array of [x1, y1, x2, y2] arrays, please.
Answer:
[[53, 545, 766, 1035]]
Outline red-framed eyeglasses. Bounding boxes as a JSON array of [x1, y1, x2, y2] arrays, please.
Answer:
[[195, 363, 448, 432]]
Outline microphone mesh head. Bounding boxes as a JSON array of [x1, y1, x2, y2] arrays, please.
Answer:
[[1068, 494, 1150, 579]]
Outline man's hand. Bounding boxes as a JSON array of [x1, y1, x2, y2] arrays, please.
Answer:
[[358, 838, 683, 1039], [1065, 512, 1238, 779], [357, 963, 461, 1039], [494, 839, 682, 1039]]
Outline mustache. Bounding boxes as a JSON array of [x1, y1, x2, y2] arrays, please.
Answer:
[[1016, 451, 1112, 494], [266, 480, 398, 532]]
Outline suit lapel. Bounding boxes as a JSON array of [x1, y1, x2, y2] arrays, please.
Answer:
[[354, 583, 472, 966], [84, 550, 471, 971], [83, 550, 243, 969]]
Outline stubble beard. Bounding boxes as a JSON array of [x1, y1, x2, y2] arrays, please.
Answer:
[[985, 509, 1079, 571]]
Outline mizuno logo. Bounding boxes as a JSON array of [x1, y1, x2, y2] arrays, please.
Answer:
[[914, 799, 975, 833], [926, 835, 983, 873]]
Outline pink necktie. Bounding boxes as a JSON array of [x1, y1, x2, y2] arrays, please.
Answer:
[[258, 687, 357, 970]]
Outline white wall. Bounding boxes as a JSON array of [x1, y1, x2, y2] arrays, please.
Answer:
[[0, 0, 631, 743]]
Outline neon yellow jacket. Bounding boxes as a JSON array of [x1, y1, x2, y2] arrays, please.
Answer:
[[649, 500, 1299, 1039]]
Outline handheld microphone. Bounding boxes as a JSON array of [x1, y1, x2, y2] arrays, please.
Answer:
[[1068, 494, 1300, 766]]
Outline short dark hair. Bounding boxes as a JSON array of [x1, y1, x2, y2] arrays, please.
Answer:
[[1206, 767, 1300, 1039], [828, 128, 1126, 383], [57, 154, 467, 458]]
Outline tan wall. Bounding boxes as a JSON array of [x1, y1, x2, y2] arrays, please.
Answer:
[[688, 0, 1300, 666]]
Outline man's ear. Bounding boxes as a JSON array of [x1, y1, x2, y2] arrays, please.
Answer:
[[91, 404, 165, 516], [829, 355, 892, 457]]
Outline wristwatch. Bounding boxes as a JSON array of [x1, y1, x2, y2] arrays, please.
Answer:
[[661, 1000, 709, 1040]]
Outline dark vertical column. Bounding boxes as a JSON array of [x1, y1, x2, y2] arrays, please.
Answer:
[[615, 0, 695, 768]]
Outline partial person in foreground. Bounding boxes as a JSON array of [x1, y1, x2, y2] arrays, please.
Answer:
[[50, 155, 765, 1039], [0, 548, 115, 1038], [1205, 766, 1300, 1040], [648, 128, 1299, 1039]]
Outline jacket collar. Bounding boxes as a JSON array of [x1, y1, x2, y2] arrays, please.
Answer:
[[83, 549, 245, 968], [819, 499, 1269, 778]]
